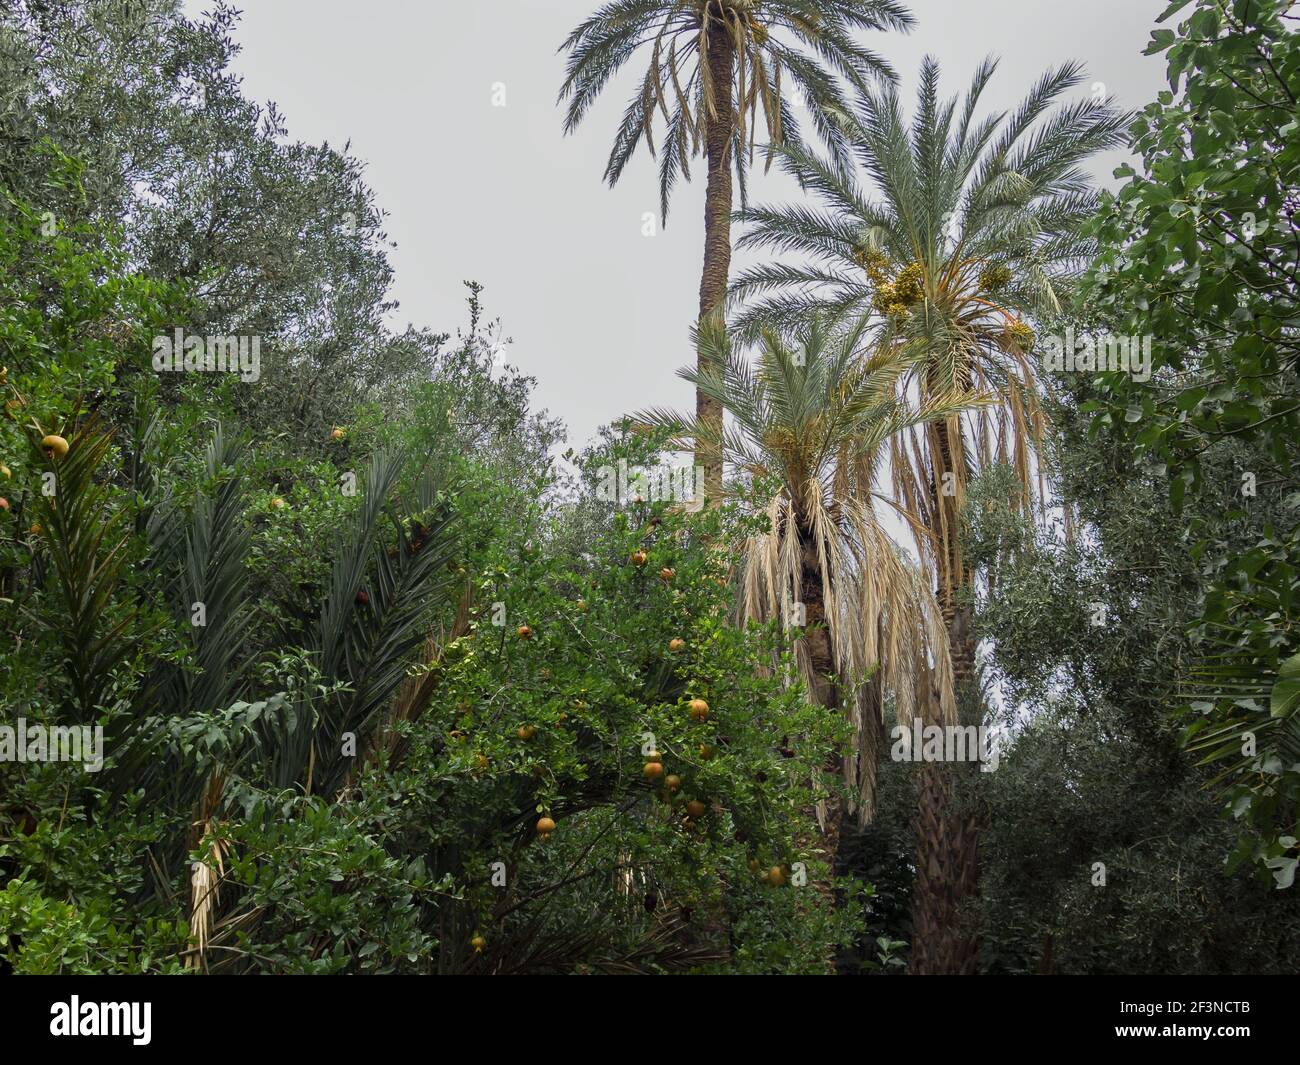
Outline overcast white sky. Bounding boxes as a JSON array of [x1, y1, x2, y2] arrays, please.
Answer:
[[183, 0, 1168, 452]]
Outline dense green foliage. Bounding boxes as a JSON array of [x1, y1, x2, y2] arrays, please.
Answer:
[[1083, 0, 1299, 886], [0, 0, 1296, 975]]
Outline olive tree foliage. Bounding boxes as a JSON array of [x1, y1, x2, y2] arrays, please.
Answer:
[[1080, 0, 1299, 883], [0, 0, 428, 435], [951, 370, 1300, 970]]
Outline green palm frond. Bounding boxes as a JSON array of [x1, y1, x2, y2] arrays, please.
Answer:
[[641, 308, 989, 497], [24, 415, 146, 725], [302, 454, 460, 796], [1184, 650, 1300, 792], [730, 54, 1130, 562], [734, 54, 1129, 328], [559, 0, 915, 221], [150, 423, 254, 719]]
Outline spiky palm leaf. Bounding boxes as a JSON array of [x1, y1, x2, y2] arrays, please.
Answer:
[[559, 0, 914, 220], [1183, 648, 1300, 887], [1185, 651, 1300, 785], [150, 423, 254, 719], [300, 452, 459, 796], [107, 422, 259, 829], [732, 55, 1127, 325], [23, 415, 146, 725]]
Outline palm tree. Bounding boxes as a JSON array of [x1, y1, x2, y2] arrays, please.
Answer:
[[727, 55, 1129, 973], [731, 55, 1127, 675], [639, 310, 983, 851], [559, 0, 915, 502]]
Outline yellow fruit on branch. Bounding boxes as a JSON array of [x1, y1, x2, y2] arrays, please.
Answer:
[[979, 263, 1013, 293], [40, 434, 69, 460], [1003, 319, 1036, 350], [767, 866, 786, 887], [517, 724, 536, 741], [664, 774, 681, 792], [894, 262, 924, 304], [668, 637, 685, 653], [688, 698, 709, 721], [643, 760, 664, 780], [685, 799, 707, 819], [269, 496, 286, 510], [856, 247, 890, 284], [470, 934, 486, 953], [536, 816, 556, 836], [630, 549, 648, 567], [330, 427, 346, 440], [517, 625, 532, 639]]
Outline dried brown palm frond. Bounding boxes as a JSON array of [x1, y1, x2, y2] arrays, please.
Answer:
[[185, 768, 230, 973], [179, 905, 267, 974], [886, 317, 1050, 600], [738, 488, 955, 826]]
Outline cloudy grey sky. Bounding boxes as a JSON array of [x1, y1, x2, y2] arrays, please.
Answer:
[[184, 0, 1168, 451]]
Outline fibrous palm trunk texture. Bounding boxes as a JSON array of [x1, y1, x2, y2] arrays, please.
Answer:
[[909, 416, 982, 975], [696, 17, 734, 504]]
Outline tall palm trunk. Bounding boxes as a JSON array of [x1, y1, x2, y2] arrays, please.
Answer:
[[932, 417, 976, 684], [909, 761, 980, 973], [796, 516, 847, 947], [909, 414, 982, 975], [797, 522, 838, 715], [696, 9, 734, 504]]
